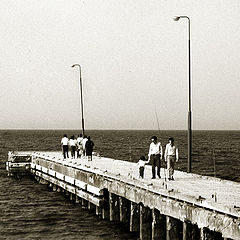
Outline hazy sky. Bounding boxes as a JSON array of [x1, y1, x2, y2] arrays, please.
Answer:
[[0, 0, 239, 130]]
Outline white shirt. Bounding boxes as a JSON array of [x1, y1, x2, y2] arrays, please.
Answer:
[[61, 137, 69, 146], [77, 137, 83, 144], [164, 143, 179, 160], [148, 142, 163, 156], [81, 138, 88, 149], [69, 139, 77, 147], [138, 159, 146, 167]]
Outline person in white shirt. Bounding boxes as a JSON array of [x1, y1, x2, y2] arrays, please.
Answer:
[[164, 137, 179, 180], [77, 134, 84, 158], [69, 135, 78, 159], [137, 156, 148, 178], [81, 135, 88, 157], [148, 136, 163, 179], [61, 134, 69, 159]]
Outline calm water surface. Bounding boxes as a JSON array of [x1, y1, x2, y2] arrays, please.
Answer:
[[0, 130, 239, 239]]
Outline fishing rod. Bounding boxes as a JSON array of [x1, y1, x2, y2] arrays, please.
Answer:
[[154, 106, 167, 187], [212, 148, 217, 202]]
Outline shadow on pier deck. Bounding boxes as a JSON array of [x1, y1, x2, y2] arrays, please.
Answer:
[[6, 151, 240, 240]]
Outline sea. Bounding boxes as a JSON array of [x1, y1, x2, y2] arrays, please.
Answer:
[[0, 130, 239, 240]]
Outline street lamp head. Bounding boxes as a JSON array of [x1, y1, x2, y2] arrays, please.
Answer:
[[173, 16, 181, 21], [72, 64, 80, 68]]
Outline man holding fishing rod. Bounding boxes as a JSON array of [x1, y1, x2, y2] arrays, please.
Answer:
[[148, 136, 163, 179]]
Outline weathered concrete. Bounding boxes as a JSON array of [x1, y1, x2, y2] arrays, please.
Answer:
[[75, 195, 80, 203], [140, 205, 152, 240], [6, 151, 240, 240], [152, 209, 166, 240], [109, 192, 120, 221], [130, 202, 140, 232], [119, 197, 130, 223], [200, 227, 223, 240], [183, 222, 200, 240], [166, 216, 182, 240], [95, 206, 102, 216], [82, 199, 88, 209], [102, 189, 109, 220]]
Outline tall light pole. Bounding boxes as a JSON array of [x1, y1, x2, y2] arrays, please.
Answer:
[[72, 64, 85, 136], [173, 16, 192, 173]]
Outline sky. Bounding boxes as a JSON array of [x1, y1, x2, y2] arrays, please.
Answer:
[[0, 0, 239, 130]]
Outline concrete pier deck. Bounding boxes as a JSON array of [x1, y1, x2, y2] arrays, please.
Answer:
[[7, 151, 240, 239], [33, 151, 240, 213]]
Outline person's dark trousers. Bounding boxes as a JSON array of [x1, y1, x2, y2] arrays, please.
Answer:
[[63, 145, 69, 159], [71, 146, 76, 158], [139, 167, 144, 178], [151, 154, 161, 178]]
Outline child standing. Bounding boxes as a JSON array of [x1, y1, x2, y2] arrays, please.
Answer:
[[138, 156, 148, 178]]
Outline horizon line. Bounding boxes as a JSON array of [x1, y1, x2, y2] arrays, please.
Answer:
[[0, 128, 239, 131]]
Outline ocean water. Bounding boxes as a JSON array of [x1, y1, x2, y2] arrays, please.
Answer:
[[0, 130, 239, 239]]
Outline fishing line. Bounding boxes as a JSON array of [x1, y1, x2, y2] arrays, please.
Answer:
[[154, 105, 167, 187]]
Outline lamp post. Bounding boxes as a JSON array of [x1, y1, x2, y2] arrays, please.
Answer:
[[72, 64, 85, 136], [173, 16, 192, 173]]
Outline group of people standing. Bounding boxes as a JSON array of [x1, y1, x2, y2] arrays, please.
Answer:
[[138, 136, 179, 181], [61, 134, 94, 161]]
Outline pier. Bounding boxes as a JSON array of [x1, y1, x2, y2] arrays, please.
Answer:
[[6, 151, 240, 240]]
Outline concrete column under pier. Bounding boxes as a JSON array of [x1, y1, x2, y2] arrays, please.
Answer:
[[109, 192, 120, 222], [75, 196, 80, 203], [183, 221, 200, 240], [64, 190, 70, 196], [96, 206, 102, 217], [102, 190, 109, 220], [166, 216, 182, 240], [39, 178, 48, 184], [82, 198, 88, 209], [140, 205, 152, 240], [119, 197, 130, 223], [200, 227, 223, 240], [52, 184, 57, 192], [88, 202, 95, 212], [130, 202, 140, 232], [152, 209, 166, 240]]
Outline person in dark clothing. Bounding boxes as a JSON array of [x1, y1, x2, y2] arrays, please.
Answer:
[[85, 136, 94, 161], [148, 136, 163, 179]]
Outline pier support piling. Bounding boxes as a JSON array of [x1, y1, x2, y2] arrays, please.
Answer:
[[52, 184, 57, 192], [109, 192, 120, 222], [82, 199, 88, 209], [140, 205, 152, 240], [183, 222, 200, 240], [88, 202, 95, 212], [96, 206, 102, 217], [200, 227, 223, 240], [102, 190, 109, 220], [166, 216, 182, 240], [130, 202, 140, 232], [75, 196, 80, 203], [152, 209, 166, 240], [119, 197, 130, 223]]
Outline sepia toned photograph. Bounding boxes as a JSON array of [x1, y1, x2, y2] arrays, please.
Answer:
[[1, 1, 240, 239]]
